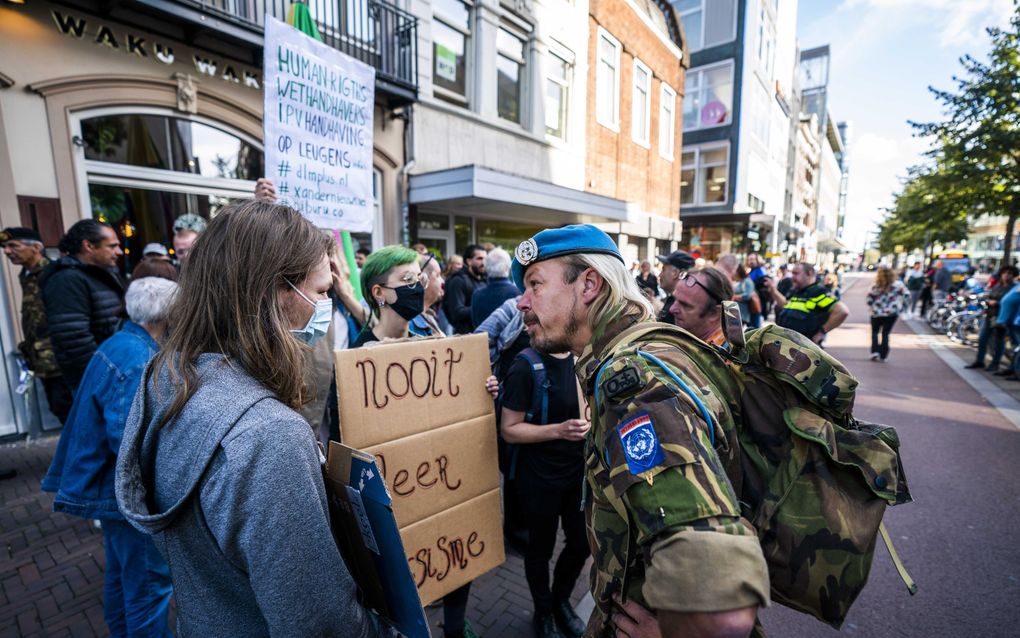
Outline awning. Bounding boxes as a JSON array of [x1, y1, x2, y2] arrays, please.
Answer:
[[409, 165, 636, 226], [679, 210, 776, 227]]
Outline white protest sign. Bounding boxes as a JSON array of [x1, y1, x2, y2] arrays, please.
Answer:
[[263, 16, 375, 232]]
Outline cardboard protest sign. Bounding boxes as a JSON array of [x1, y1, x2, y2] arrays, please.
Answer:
[[325, 444, 430, 638], [335, 334, 505, 605], [263, 16, 375, 232]]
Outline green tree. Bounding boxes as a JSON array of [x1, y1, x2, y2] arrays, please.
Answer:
[[911, 5, 1020, 263], [878, 162, 970, 257]]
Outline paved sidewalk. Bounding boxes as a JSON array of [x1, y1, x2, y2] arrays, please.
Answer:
[[0, 434, 589, 637]]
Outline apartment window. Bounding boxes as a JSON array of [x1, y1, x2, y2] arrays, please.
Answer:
[[659, 83, 676, 160], [671, 0, 737, 54], [749, 81, 769, 145], [596, 28, 621, 130], [756, 0, 775, 79], [683, 61, 733, 131], [680, 145, 729, 206], [497, 27, 526, 124], [433, 0, 472, 106], [632, 59, 652, 146], [545, 53, 570, 139]]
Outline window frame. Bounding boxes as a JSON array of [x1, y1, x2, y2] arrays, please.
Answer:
[[432, 0, 474, 108], [496, 23, 529, 125], [680, 143, 730, 207], [544, 50, 571, 140], [659, 82, 677, 160], [631, 58, 652, 147], [683, 59, 734, 132], [595, 27, 622, 132]]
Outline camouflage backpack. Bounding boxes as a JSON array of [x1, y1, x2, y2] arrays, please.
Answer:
[[600, 304, 915, 628]]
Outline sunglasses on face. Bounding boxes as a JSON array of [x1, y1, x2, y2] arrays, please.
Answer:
[[678, 271, 724, 304]]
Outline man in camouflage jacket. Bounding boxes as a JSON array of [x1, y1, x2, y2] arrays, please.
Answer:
[[511, 225, 769, 638], [1, 228, 73, 422]]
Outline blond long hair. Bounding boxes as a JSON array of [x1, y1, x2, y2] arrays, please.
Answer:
[[151, 199, 331, 426], [562, 253, 653, 330]]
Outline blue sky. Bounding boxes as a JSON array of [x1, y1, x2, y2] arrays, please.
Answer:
[[796, 0, 1015, 252]]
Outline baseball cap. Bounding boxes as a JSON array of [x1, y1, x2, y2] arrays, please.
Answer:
[[143, 243, 169, 257], [656, 250, 695, 271]]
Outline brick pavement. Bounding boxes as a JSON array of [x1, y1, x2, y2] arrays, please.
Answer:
[[0, 434, 590, 638]]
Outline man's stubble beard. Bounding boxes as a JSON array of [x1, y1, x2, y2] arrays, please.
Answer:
[[531, 296, 581, 355]]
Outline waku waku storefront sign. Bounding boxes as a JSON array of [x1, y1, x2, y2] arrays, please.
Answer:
[[50, 10, 261, 90]]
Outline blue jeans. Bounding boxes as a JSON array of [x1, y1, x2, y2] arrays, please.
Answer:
[[102, 519, 173, 637], [974, 320, 1006, 368]]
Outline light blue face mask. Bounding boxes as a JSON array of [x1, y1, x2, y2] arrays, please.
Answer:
[[287, 280, 332, 345]]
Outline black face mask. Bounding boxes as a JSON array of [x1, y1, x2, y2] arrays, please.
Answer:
[[388, 283, 426, 321]]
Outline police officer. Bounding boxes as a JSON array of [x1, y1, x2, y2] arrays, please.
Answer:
[[511, 225, 768, 638], [765, 262, 849, 344], [1, 228, 73, 423]]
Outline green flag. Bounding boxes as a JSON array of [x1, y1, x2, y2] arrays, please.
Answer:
[[286, 2, 364, 300]]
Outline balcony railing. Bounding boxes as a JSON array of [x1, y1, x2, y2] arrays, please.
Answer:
[[177, 0, 419, 101]]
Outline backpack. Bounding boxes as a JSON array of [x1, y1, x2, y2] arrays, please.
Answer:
[[497, 347, 551, 480], [594, 306, 915, 628]]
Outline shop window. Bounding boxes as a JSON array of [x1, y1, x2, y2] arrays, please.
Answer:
[[596, 28, 621, 131], [87, 183, 232, 274], [632, 59, 652, 147], [476, 218, 546, 249], [545, 53, 570, 139], [683, 61, 734, 131], [659, 83, 676, 160], [680, 144, 729, 206], [350, 167, 384, 253], [497, 27, 527, 124], [81, 114, 262, 179], [433, 0, 472, 106]]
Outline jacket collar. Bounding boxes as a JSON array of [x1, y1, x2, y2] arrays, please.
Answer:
[[121, 321, 158, 349], [576, 306, 640, 391]]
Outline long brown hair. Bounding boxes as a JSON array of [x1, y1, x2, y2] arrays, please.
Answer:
[[151, 199, 331, 426], [875, 266, 895, 290]]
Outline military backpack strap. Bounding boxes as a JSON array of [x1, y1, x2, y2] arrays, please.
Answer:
[[879, 522, 919, 595]]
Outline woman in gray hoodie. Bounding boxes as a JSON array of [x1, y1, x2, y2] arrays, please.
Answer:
[[116, 200, 386, 637]]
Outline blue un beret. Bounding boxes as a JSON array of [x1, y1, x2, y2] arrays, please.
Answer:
[[511, 224, 623, 291]]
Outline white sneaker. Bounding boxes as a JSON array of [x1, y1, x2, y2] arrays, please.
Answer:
[[870, 353, 880, 361]]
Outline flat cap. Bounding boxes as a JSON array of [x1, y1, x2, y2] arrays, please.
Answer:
[[511, 224, 623, 290], [0, 227, 42, 243], [173, 214, 207, 234], [656, 250, 695, 271]]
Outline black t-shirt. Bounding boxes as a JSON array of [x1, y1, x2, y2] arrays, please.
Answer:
[[351, 328, 379, 348], [501, 352, 584, 486]]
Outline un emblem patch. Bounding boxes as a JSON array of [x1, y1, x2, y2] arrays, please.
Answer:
[[617, 412, 664, 475], [515, 238, 538, 265]]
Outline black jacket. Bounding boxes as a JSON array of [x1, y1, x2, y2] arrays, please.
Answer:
[[39, 256, 125, 388], [442, 268, 485, 334]]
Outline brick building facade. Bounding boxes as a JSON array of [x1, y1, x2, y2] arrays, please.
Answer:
[[586, 0, 687, 263]]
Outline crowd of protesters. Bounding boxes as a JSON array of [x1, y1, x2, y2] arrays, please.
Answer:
[[2, 184, 862, 638]]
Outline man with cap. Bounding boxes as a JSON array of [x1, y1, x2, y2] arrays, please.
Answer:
[[142, 243, 171, 263], [1, 228, 74, 423], [649, 250, 695, 324], [511, 225, 768, 638]]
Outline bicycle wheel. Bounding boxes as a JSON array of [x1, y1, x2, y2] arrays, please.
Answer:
[[957, 315, 983, 347], [945, 315, 964, 342]]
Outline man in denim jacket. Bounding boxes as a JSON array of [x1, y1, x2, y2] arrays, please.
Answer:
[[43, 276, 178, 637]]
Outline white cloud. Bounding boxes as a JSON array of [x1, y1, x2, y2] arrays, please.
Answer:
[[839, 0, 1015, 47]]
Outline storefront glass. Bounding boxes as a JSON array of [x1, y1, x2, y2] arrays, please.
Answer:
[[475, 218, 545, 250], [82, 114, 262, 179], [88, 183, 232, 274]]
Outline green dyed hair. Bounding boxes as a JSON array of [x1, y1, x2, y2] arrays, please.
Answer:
[[361, 245, 420, 316]]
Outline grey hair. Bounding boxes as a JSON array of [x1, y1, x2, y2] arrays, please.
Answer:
[[125, 277, 178, 325], [560, 253, 652, 330], [485, 248, 512, 278]]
